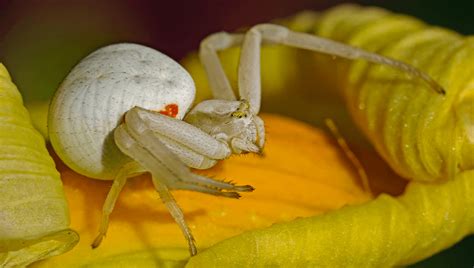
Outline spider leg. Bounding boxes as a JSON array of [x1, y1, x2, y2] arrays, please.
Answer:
[[199, 32, 243, 100], [152, 180, 197, 255], [126, 106, 231, 167], [184, 172, 254, 193], [254, 115, 265, 148], [156, 134, 218, 169], [173, 181, 243, 198], [237, 24, 444, 111], [92, 161, 144, 249]]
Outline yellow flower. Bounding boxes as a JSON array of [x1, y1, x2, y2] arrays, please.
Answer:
[[2, 5, 473, 267]]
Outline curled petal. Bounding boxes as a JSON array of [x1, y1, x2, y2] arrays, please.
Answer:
[[0, 63, 78, 267], [187, 171, 474, 267]]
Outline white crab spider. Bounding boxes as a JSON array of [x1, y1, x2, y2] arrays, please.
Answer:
[[48, 23, 442, 256]]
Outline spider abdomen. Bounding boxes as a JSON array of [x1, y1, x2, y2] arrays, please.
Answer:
[[49, 43, 195, 180]]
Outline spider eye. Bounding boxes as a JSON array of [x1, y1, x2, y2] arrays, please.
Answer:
[[231, 110, 246, 118]]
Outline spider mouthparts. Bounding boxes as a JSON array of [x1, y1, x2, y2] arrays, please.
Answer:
[[245, 143, 262, 154]]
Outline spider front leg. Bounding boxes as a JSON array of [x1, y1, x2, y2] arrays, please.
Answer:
[[93, 106, 254, 255], [199, 32, 243, 101], [238, 23, 445, 95], [201, 23, 445, 111]]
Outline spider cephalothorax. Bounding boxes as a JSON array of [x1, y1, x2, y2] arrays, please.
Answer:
[[185, 99, 264, 154]]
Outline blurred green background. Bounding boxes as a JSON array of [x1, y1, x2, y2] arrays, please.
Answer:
[[0, 0, 472, 266]]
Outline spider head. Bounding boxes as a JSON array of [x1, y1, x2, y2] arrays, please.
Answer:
[[185, 99, 265, 154]]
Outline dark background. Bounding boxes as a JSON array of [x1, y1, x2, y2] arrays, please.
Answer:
[[0, 0, 472, 266]]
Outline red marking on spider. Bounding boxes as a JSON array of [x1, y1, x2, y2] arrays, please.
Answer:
[[159, 104, 179, 118]]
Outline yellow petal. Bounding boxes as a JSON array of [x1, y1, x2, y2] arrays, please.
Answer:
[[0, 63, 78, 267], [187, 171, 474, 267]]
